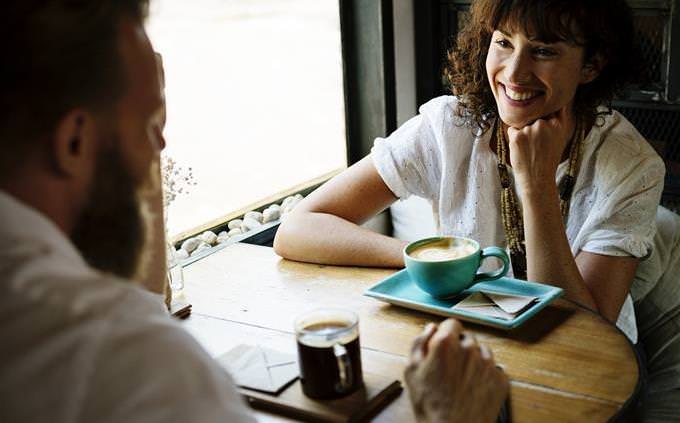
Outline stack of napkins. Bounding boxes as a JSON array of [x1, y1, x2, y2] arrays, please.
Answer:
[[217, 344, 299, 394], [452, 291, 538, 320]]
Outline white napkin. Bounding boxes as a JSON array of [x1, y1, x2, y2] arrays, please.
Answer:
[[452, 291, 538, 320], [217, 344, 298, 394]]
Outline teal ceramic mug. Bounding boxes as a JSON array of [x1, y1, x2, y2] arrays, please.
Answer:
[[403, 236, 510, 299]]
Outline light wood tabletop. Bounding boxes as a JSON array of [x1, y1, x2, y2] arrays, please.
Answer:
[[178, 242, 641, 422]]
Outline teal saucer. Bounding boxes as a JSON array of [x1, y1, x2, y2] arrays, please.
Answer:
[[364, 269, 563, 330]]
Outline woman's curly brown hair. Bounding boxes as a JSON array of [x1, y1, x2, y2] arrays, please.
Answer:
[[445, 0, 642, 133]]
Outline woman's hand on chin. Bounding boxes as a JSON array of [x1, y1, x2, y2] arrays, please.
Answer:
[[507, 106, 575, 196]]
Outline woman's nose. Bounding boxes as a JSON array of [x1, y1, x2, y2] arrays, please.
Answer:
[[505, 50, 532, 84]]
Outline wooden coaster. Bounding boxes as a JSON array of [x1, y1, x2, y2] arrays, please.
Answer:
[[241, 371, 402, 423]]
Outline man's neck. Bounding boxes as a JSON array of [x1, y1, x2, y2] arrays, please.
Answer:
[[0, 171, 78, 240]]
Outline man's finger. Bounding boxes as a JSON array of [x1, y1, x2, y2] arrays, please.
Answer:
[[425, 318, 464, 358], [480, 342, 493, 361], [438, 318, 463, 338], [410, 322, 437, 362]]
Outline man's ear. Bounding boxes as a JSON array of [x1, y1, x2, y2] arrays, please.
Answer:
[[52, 110, 97, 177], [580, 54, 607, 84]]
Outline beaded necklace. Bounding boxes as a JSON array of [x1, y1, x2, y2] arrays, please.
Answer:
[[494, 119, 585, 280]]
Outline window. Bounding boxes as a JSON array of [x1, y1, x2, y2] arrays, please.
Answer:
[[146, 0, 347, 238]]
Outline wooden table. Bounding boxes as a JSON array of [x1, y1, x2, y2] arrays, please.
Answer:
[[179, 243, 640, 422]]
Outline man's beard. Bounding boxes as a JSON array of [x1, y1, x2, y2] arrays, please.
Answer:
[[71, 146, 147, 280]]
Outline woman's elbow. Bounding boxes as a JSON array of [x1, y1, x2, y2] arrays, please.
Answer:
[[273, 213, 303, 258], [273, 225, 290, 258]]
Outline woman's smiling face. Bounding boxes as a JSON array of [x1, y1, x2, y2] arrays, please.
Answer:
[[486, 28, 595, 128]]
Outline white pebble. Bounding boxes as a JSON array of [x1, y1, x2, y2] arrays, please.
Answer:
[[294, 193, 304, 201], [174, 248, 190, 260], [263, 207, 280, 223], [181, 237, 202, 254], [192, 242, 211, 256], [217, 234, 230, 244], [218, 231, 228, 237], [268, 203, 281, 212], [199, 230, 217, 245], [242, 216, 262, 231], [244, 211, 263, 223], [281, 196, 295, 208], [228, 219, 243, 230], [228, 228, 243, 236]]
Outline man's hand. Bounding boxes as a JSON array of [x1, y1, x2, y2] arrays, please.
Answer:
[[404, 319, 509, 423]]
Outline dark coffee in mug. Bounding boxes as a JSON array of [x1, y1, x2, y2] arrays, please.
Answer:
[[295, 312, 363, 399]]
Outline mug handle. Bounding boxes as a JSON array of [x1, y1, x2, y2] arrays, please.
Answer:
[[333, 343, 353, 392], [473, 247, 510, 282]]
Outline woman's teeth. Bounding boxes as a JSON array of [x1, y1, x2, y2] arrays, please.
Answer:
[[505, 86, 539, 101]]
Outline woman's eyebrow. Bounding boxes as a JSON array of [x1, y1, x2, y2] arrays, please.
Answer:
[[496, 27, 564, 46], [530, 38, 567, 47], [497, 28, 542, 42]]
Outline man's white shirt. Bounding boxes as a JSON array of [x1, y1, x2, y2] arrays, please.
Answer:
[[0, 191, 254, 423]]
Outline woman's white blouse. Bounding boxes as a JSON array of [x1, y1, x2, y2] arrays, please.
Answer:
[[372, 96, 665, 342]]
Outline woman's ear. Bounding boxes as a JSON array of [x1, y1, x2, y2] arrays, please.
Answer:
[[51, 109, 97, 178], [580, 54, 607, 84]]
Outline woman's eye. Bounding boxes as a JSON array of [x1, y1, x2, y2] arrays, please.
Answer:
[[533, 47, 556, 57], [494, 39, 511, 49]]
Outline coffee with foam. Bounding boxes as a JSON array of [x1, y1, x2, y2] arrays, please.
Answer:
[[404, 236, 509, 298], [408, 238, 477, 261]]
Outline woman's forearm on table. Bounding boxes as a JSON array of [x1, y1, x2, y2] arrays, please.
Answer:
[[274, 210, 407, 268]]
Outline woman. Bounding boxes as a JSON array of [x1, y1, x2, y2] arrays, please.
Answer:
[[274, 0, 664, 343]]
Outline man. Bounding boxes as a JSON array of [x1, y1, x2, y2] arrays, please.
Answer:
[[0, 1, 508, 422]]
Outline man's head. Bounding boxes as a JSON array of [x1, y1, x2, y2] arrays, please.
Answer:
[[1, 1, 165, 279]]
